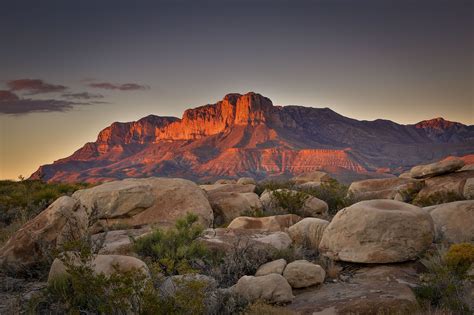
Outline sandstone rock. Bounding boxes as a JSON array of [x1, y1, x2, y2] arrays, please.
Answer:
[[414, 170, 474, 203], [410, 158, 465, 179], [286, 264, 420, 314], [460, 164, 474, 172], [348, 177, 423, 202], [237, 177, 257, 185], [288, 218, 330, 250], [91, 228, 151, 255], [464, 178, 474, 199], [255, 259, 287, 276], [0, 196, 88, 275], [227, 214, 301, 232], [233, 274, 294, 303], [73, 177, 214, 231], [215, 179, 237, 184], [199, 228, 292, 252], [207, 192, 262, 225], [429, 200, 474, 243], [319, 200, 434, 263], [292, 171, 331, 184], [260, 189, 328, 217], [399, 172, 412, 179], [48, 254, 150, 283], [200, 183, 256, 194], [283, 260, 325, 288]]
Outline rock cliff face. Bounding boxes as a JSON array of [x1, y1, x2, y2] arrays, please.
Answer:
[[30, 92, 474, 183]]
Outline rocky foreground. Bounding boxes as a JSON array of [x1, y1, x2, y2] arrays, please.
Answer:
[[1, 158, 473, 314]]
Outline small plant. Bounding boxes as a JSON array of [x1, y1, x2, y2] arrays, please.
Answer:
[[255, 180, 295, 196], [301, 179, 353, 215], [271, 189, 309, 216], [134, 213, 209, 276], [240, 206, 266, 218], [444, 243, 474, 277]]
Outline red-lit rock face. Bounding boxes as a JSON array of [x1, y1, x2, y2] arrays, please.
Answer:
[[30, 92, 474, 183]]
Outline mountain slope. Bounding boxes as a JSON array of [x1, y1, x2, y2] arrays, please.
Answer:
[[30, 92, 474, 183]]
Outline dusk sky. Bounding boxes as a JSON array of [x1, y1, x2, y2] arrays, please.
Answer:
[[0, 0, 472, 180]]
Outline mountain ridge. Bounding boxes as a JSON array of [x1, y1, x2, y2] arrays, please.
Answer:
[[30, 92, 474, 183]]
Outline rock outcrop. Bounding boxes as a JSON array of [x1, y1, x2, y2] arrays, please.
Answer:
[[282, 260, 326, 288], [227, 214, 301, 232], [319, 200, 434, 263], [410, 158, 465, 179], [429, 200, 474, 243], [348, 177, 423, 201]]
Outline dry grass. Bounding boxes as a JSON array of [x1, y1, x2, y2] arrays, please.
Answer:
[[244, 300, 296, 315]]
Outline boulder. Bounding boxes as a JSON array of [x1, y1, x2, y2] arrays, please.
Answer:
[[319, 200, 434, 263], [215, 179, 237, 184], [91, 228, 151, 255], [288, 218, 330, 250], [286, 264, 420, 314], [283, 260, 325, 288], [348, 177, 423, 202], [464, 178, 474, 199], [237, 177, 257, 185], [73, 177, 214, 231], [207, 192, 262, 225], [159, 274, 217, 297], [227, 214, 301, 232], [429, 200, 474, 243], [199, 228, 292, 252], [48, 254, 150, 283], [255, 259, 287, 276], [260, 189, 328, 217], [410, 158, 465, 179], [460, 164, 474, 172], [200, 183, 255, 194], [0, 196, 88, 275], [414, 170, 474, 204], [233, 274, 294, 303], [292, 171, 331, 185]]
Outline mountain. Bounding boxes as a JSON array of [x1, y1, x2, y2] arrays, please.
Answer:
[[30, 92, 474, 183]]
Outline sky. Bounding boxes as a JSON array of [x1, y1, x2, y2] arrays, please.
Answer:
[[0, 0, 472, 180]]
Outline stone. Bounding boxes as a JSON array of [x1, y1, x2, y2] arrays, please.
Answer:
[[464, 178, 474, 199], [207, 191, 262, 225], [199, 228, 292, 252], [410, 158, 465, 179], [233, 274, 294, 303], [159, 274, 217, 297], [348, 177, 423, 202], [414, 170, 474, 203], [0, 196, 88, 275], [237, 177, 257, 185], [255, 259, 287, 276], [319, 200, 434, 263], [286, 264, 420, 314], [292, 171, 332, 184], [48, 254, 150, 283], [91, 228, 151, 255], [215, 179, 237, 184], [288, 218, 330, 250], [227, 214, 301, 232], [200, 183, 255, 194], [429, 200, 474, 243], [73, 177, 214, 231], [260, 189, 328, 217], [283, 260, 326, 288]]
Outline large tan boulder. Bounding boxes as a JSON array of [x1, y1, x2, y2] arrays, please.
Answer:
[[429, 200, 474, 243], [292, 171, 332, 185], [463, 178, 474, 199], [410, 158, 465, 179], [207, 192, 262, 225], [255, 259, 287, 276], [199, 228, 292, 252], [0, 196, 88, 275], [91, 228, 151, 255], [227, 214, 301, 232], [260, 189, 328, 217], [288, 218, 330, 250], [73, 177, 214, 231], [319, 200, 434, 263], [348, 177, 423, 202], [283, 260, 325, 288], [233, 274, 294, 303], [414, 170, 474, 204], [48, 254, 150, 283]]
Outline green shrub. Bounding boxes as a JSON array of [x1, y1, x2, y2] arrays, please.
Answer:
[[444, 243, 474, 277], [271, 189, 309, 216], [134, 213, 208, 276], [414, 246, 471, 313], [301, 179, 353, 215], [255, 180, 294, 196]]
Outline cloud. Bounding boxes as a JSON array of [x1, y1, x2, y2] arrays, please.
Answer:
[[88, 82, 149, 91], [7, 79, 67, 95], [0, 90, 84, 115], [62, 92, 104, 100]]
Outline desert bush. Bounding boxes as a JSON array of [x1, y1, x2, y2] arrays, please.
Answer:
[[240, 206, 266, 218], [301, 179, 353, 215], [134, 213, 209, 276], [255, 180, 294, 196], [412, 191, 464, 207], [270, 189, 309, 216], [444, 243, 474, 277], [414, 245, 471, 313]]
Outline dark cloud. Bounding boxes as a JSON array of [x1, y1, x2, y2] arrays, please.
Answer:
[[62, 92, 104, 100], [7, 79, 67, 94], [88, 82, 149, 91], [0, 90, 86, 115]]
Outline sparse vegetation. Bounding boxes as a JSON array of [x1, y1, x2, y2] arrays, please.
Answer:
[[243, 300, 296, 315], [301, 179, 354, 215], [271, 189, 309, 217], [255, 180, 295, 196]]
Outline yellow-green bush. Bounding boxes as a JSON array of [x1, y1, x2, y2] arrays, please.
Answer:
[[444, 243, 474, 276]]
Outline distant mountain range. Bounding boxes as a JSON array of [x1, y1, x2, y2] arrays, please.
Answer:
[[31, 92, 474, 183]]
